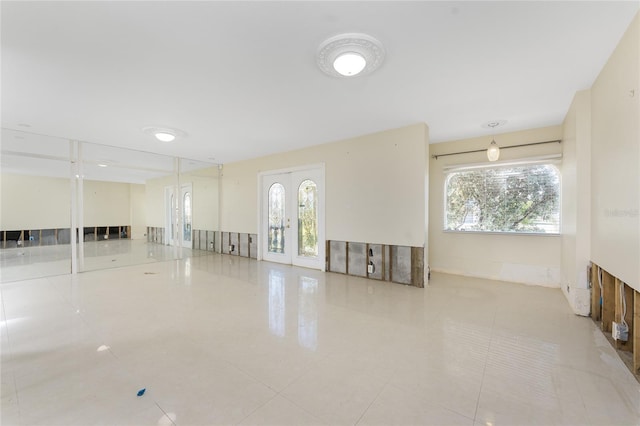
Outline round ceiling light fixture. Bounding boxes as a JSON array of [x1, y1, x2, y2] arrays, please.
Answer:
[[154, 131, 176, 142], [317, 33, 385, 78], [142, 126, 186, 142]]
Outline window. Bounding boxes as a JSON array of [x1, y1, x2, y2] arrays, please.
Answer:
[[268, 183, 285, 253], [445, 163, 560, 234], [297, 179, 318, 257]]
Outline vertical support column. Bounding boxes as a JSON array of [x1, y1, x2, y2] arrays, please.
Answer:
[[411, 247, 425, 288], [69, 140, 78, 274], [614, 279, 634, 352], [623, 283, 634, 352], [634, 291, 640, 375], [175, 157, 182, 250], [345, 241, 350, 275], [77, 142, 84, 270], [325, 240, 330, 271], [591, 264, 601, 321], [602, 270, 615, 333]]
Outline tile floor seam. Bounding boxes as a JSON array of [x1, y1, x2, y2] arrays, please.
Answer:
[[233, 393, 280, 426], [155, 401, 177, 426], [472, 309, 497, 423], [276, 392, 334, 426], [353, 368, 396, 426]]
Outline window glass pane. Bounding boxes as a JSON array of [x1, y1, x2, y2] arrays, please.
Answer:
[[268, 183, 285, 253], [183, 192, 192, 242], [298, 180, 318, 257], [445, 164, 560, 233]]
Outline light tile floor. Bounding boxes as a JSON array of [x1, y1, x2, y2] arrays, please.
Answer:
[[1, 251, 639, 425], [0, 240, 207, 283]]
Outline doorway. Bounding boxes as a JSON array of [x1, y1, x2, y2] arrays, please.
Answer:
[[259, 165, 324, 270], [165, 183, 193, 248]]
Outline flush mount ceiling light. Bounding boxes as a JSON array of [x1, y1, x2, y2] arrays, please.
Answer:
[[142, 126, 186, 142], [317, 33, 385, 78]]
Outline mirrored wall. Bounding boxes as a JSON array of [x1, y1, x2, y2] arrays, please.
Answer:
[[0, 128, 220, 282]]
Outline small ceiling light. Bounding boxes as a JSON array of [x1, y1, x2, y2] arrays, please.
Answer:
[[317, 33, 385, 78], [98, 164, 108, 168], [142, 126, 186, 142], [333, 52, 367, 76], [154, 131, 176, 142]]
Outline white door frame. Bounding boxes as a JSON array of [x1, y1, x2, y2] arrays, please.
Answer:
[[258, 163, 325, 271], [165, 182, 193, 248]]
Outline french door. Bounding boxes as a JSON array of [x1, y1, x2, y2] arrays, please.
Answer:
[[165, 183, 193, 248], [260, 166, 324, 270]]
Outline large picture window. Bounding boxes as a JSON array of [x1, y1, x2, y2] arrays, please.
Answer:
[[445, 163, 560, 234]]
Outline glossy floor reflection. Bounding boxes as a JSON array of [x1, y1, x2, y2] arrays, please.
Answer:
[[0, 240, 208, 283], [1, 255, 639, 425]]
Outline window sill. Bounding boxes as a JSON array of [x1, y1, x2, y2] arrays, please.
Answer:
[[443, 230, 560, 237]]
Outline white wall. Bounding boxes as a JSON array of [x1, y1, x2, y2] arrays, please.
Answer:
[[561, 90, 592, 315], [220, 123, 429, 247], [590, 12, 639, 292], [429, 126, 563, 287], [0, 173, 71, 229]]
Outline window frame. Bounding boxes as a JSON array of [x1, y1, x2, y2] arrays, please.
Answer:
[[443, 158, 561, 236]]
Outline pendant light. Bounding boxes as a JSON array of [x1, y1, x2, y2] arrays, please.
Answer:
[[486, 122, 501, 161]]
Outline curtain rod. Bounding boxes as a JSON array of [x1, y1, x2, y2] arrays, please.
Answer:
[[431, 139, 562, 160]]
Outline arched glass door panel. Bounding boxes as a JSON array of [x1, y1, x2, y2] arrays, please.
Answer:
[[268, 183, 286, 254], [297, 179, 318, 257]]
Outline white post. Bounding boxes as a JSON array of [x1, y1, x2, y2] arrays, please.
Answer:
[[77, 142, 84, 270], [69, 140, 78, 274]]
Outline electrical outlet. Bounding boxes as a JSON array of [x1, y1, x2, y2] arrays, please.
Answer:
[[612, 322, 629, 341]]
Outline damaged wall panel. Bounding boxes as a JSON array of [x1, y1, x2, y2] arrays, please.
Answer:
[[329, 240, 347, 274], [348, 242, 367, 277]]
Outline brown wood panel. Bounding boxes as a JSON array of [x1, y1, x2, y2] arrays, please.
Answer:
[[345, 241, 350, 275], [411, 247, 424, 288], [601, 270, 615, 333], [325, 240, 330, 271], [591, 264, 601, 321]]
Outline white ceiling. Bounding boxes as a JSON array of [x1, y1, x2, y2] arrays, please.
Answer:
[[2, 1, 638, 165]]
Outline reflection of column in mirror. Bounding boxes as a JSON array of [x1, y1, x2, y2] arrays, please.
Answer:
[[175, 157, 182, 250], [298, 276, 318, 351], [184, 257, 191, 286], [77, 142, 84, 270], [69, 140, 78, 274], [268, 269, 285, 337]]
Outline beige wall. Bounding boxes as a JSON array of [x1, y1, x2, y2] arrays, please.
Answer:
[[220, 123, 429, 248], [183, 169, 219, 230], [429, 126, 563, 287], [144, 169, 219, 231], [1, 174, 146, 235], [130, 184, 146, 239], [144, 175, 171, 228], [590, 12, 639, 292], [561, 90, 592, 314], [82, 180, 130, 226], [0, 173, 71, 229]]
